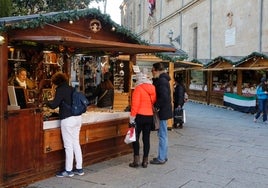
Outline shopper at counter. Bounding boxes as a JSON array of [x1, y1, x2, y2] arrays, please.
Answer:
[[129, 72, 156, 168], [150, 62, 172, 165], [94, 72, 114, 109], [8, 67, 36, 89], [46, 72, 84, 177]]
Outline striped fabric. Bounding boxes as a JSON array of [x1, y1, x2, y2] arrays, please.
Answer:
[[223, 92, 256, 113]]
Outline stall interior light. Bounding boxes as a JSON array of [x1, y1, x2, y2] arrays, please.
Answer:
[[9, 46, 15, 59], [0, 35, 5, 45]]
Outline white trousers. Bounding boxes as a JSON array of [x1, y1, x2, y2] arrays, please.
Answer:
[[61, 115, 83, 171]]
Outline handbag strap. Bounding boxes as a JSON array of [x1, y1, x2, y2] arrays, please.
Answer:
[[98, 90, 108, 102]]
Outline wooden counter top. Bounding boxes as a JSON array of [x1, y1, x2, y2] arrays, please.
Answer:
[[43, 111, 130, 129]]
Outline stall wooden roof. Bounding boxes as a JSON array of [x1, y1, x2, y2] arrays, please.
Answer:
[[202, 52, 268, 70], [0, 9, 176, 55], [233, 52, 268, 69], [205, 56, 244, 68], [118, 54, 202, 70], [191, 59, 211, 66]]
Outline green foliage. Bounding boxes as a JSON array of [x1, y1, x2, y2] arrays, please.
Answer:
[[10, 0, 104, 16], [0, 8, 148, 46], [155, 53, 188, 62], [0, 0, 12, 17]]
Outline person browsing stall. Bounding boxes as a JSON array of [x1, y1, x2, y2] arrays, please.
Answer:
[[46, 72, 85, 177], [150, 62, 172, 165], [129, 71, 156, 168]]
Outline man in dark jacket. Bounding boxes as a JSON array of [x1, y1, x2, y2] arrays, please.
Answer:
[[150, 62, 172, 165]]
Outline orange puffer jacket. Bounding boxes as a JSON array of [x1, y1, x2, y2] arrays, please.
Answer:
[[130, 83, 156, 117]]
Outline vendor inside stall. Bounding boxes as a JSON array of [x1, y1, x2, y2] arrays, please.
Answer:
[[8, 67, 36, 89], [93, 72, 114, 109]]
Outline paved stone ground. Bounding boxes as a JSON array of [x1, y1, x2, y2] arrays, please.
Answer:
[[27, 101, 268, 188]]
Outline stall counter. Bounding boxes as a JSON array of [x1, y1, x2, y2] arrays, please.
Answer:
[[43, 111, 130, 129]]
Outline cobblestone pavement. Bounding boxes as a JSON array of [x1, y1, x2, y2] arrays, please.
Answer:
[[27, 101, 268, 188]]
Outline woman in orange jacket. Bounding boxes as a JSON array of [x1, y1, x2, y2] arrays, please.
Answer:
[[129, 72, 156, 168]]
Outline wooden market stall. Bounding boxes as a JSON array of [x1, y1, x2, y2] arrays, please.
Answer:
[[223, 52, 268, 113], [185, 59, 210, 104], [175, 59, 208, 102], [0, 9, 175, 187], [186, 52, 268, 113], [204, 56, 242, 106], [117, 48, 202, 129]]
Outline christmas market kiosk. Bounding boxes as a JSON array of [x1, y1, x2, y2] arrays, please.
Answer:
[[0, 9, 175, 187]]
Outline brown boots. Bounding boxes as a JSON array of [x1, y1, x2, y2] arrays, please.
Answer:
[[129, 155, 140, 168], [142, 157, 148, 168], [129, 156, 148, 168]]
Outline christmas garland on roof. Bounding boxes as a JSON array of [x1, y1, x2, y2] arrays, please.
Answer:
[[155, 52, 188, 62], [0, 8, 147, 45], [0, 8, 189, 62]]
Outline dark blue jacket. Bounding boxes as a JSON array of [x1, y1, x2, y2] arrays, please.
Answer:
[[47, 82, 73, 120], [153, 73, 173, 120], [174, 84, 186, 108]]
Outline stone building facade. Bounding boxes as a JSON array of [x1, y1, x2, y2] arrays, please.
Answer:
[[120, 0, 268, 60]]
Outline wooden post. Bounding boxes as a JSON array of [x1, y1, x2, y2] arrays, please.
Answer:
[[0, 32, 8, 185], [237, 70, 242, 95], [167, 62, 174, 129], [207, 71, 212, 105], [128, 54, 136, 106]]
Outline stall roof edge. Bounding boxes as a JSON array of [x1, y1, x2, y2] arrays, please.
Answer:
[[205, 56, 244, 68], [235, 51, 268, 66], [9, 36, 176, 54], [190, 59, 211, 66], [0, 8, 148, 46], [151, 44, 188, 62]]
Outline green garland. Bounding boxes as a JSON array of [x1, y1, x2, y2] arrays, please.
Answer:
[[0, 8, 188, 62], [0, 8, 147, 44], [155, 53, 188, 62]]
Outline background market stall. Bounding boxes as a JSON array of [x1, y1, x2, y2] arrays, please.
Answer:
[[187, 52, 268, 113]]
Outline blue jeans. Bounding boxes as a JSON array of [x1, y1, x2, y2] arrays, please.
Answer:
[[157, 120, 168, 161], [255, 99, 268, 122]]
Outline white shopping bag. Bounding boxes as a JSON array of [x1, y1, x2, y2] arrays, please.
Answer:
[[183, 109, 186, 123], [124, 127, 136, 144]]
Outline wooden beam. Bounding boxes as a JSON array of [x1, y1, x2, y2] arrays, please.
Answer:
[[0, 33, 8, 185], [237, 70, 242, 95], [10, 36, 176, 55], [168, 62, 174, 129]]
